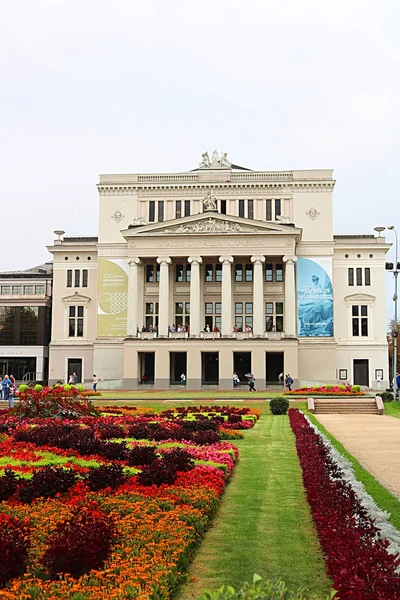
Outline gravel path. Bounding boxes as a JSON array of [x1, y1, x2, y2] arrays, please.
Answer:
[[315, 414, 400, 499]]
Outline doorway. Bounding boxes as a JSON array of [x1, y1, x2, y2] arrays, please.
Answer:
[[202, 352, 219, 385], [170, 352, 187, 384], [138, 352, 155, 384], [266, 352, 284, 385], [233, 352, 251, 383], [67, 358, 82, 384], [353, 359, 369, 387]]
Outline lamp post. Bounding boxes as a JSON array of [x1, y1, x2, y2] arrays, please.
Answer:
[[375, 226, 399, 400]]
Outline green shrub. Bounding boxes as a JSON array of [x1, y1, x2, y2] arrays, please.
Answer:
[[325, 384, 333, 389], [351, 385, 361, 392], [77, 385, 85, 393], [338, 385, 346, 390], [269, 397, 289, 415], [19, 384, 29, 392], [34, 384, 43, 392], [199, 574, 331, 600], [63, 384, 72, 391], [380, 391, 394, 402]]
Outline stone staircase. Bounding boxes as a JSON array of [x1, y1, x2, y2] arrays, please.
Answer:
[[313, 398, 379, 415]]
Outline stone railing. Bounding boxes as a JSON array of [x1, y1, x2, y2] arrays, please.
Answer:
[[138, 332, 157, 340], [200, 331, 221, 339], [232, 332, 254, 339], [168, 332, 189, 339], [264, 331, 284, 340]]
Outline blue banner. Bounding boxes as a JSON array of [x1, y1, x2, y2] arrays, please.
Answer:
[[297, 257, 333, 337]]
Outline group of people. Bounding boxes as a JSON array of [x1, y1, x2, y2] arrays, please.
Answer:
[[233, 371, 256, 391], [1, 375, 16, 408], [169, 324, 190, 334], [68, 373, 98, 392], [278, 373, 293, 391]]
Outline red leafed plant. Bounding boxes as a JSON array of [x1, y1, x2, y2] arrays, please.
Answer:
[[13, 386, 99, 419], [289, 409, 400, 599], [0, 513, 30, 584], [42, 501, 117, 578]]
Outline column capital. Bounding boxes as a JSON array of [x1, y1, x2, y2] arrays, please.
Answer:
[[156, 256, 172, 265], [283, 255, 297, 264], [251, 255, 266, 265], [219, 255, 234, 265], [187, 256, 203, 265], [128, 257, 142, 266]]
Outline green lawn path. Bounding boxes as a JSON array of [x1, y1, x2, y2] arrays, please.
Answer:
[[177, 413, 332, 599]]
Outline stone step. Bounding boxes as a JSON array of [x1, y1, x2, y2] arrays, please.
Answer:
[[314, 398, 379, 415]]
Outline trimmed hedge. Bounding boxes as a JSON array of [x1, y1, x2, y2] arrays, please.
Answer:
[[269, 397, 289, 415]]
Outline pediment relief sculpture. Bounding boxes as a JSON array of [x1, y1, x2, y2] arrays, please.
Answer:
[[163, 218, 253, 234]]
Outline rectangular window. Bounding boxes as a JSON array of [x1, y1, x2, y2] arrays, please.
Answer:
[[348, 268, 354, 286], [235, 316, 243, 330], [156, 264, 160, 283], [184, 200, 191, 217], [266, 199, 272, 221], [275, 199, 281, 217], [265, 264, 273, 282], [0, 286, 11, 295], [247, 199, 253, 220], [276, 264, 283, 282], [74, 270, 80, 288], [235, 264, 243, 282], [158, 201, 164, 222], [265, 302, 284, 332], [215, 263, 222, 282], [146, 265, 154, 283], [220, 199, 227, 214], [235, 302, 243, 314], [245, 302, 253, 314], [69, 305, 84, 337], [365, 267, 371, 286], [23, 285, 34, 294], [175, 200, 182, 219], [239, 199, 245, 218], [356, 267, 362, 286], [185, 264, 191, 282], [146, 303, 154, 314], [82, 270, 88, 287], [67, 270, 72, 287], [175, 302, 183, 314], [245, 264, 253, 282], [215, 302, 221, 314], [149, 201, 155, 222], [352, 318, 359, 336], [265, 302, 273, 314], [35, 285, 44, 294], [12, 285, 22, 294], [205, 264, 213, 282], [185, 302, 190, 314], [176, 264, 184, 282], [205, 302, 213, 314], [352, 305, 368, 337]]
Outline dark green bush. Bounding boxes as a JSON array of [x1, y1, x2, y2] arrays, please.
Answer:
[[380, 391, 394, 402], [269, 397, 290, 415]]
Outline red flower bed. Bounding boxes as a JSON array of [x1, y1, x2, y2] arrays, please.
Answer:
[[289, 409, 400, 599], [285, 384, 365, 396]]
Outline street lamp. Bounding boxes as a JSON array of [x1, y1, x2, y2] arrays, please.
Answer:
[[375, 226, 399, 400]]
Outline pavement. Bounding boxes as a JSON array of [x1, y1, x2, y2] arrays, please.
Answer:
[[315, 414, 400, 499]]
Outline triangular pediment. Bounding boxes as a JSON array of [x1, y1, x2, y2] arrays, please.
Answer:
[[121, 212, 302, 238], [62, 292, 91, 304], [344, 293, 376, 303]]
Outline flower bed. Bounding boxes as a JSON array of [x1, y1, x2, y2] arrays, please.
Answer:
[[0, 405, 257, 598], [285, 384, 365, 396], [289, 409, 400, 599]]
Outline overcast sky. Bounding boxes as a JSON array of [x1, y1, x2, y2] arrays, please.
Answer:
[[1, 0, 399, 316]]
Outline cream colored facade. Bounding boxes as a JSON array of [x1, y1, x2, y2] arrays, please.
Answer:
[[47, 157, 390, 389]]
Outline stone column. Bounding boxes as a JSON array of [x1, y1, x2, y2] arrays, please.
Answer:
[[283, 256, 297, 336], [127, 258, 142, 336], [188, 256, 203, 336], [157, 257, 172, 336], [251, 255, 266, 336], [219, 256, 234, 335]]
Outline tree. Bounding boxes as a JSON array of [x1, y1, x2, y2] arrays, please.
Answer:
[[387, 319, 400, 381]]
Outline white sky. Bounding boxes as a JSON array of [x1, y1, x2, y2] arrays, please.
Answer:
[[0, 0, 399, 317]]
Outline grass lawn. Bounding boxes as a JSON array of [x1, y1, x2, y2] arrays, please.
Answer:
[[97, 389, 285, 400], [177, 410, 332, 599], [383, 401, 400, 419], [306, 410, 400, 530]]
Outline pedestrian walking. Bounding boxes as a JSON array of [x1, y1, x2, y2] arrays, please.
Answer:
[[248, 375, 256, 392], [180, 373, 186, 386], [285, 374, 293, 391], [92, 374, 98, 392], [2, 375, 11, 402], [233, 372, 239, 388]]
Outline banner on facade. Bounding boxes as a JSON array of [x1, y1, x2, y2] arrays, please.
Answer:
[[97, 258, 128, 337], [297, 257, 333, 337]]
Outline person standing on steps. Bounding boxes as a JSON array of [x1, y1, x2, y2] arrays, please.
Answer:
[[233, 372, 239, 388], [180, 373, 186, 386]]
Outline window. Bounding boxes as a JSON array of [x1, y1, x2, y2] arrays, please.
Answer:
[[149, 201, 155, 222], [12, 285, 22, 294], [235, 264, 243, 282], [69, 306, 84, 337], [204, 302, 221, 331], [185, 264, 191, 282], [365, 267, 371, 286], [176, 264, 190, 283], [356, 267, 362, 286], [248, 199, 253, 220], [82, 270, 88, 287], [276, 264, 283, 282], [175, 200, 182, 219], [266, 199, 272, 221], [352, 305, 368, 337], [146, 265, 154, 283], [245, 264, 253, 282], [184, 200, 191, 217], [23, 285, 34, 294], [74, 270, 80, 288], [239, 200, 245, 218], [205, 264, 213, 282], [265, 264, 273, 282], [216, 263, 222, 282], [348, 268, 354, 286], [339, 369, 347, 380], [145, 302, 159, 330], [265, 263, 283, 282], [265, 302, 284, 332], [0, 286, 11, 295], [158, 201, 164, 222], [176, 264, 184, 282], [220, 199, 227, 214], [67, 270, 72, 287], [174, 302, 190, 327], [0, 306, 40, 345], [275, 199, 281, 217], [35, 285, 44, 294], [234, 302, 253, 331]]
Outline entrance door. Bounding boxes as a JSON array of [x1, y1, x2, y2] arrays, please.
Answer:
[[266, 352, 284, 385], [201, 352, 219, 385], [170, 352, 187, 384], [233, 352, 251, 383], [67, 358, 82, 384], [138, 352, 155, 384], [353, 359, 369, 386]]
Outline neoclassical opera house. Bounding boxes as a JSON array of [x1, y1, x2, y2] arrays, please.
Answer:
[[47, 151, 390, 389]]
